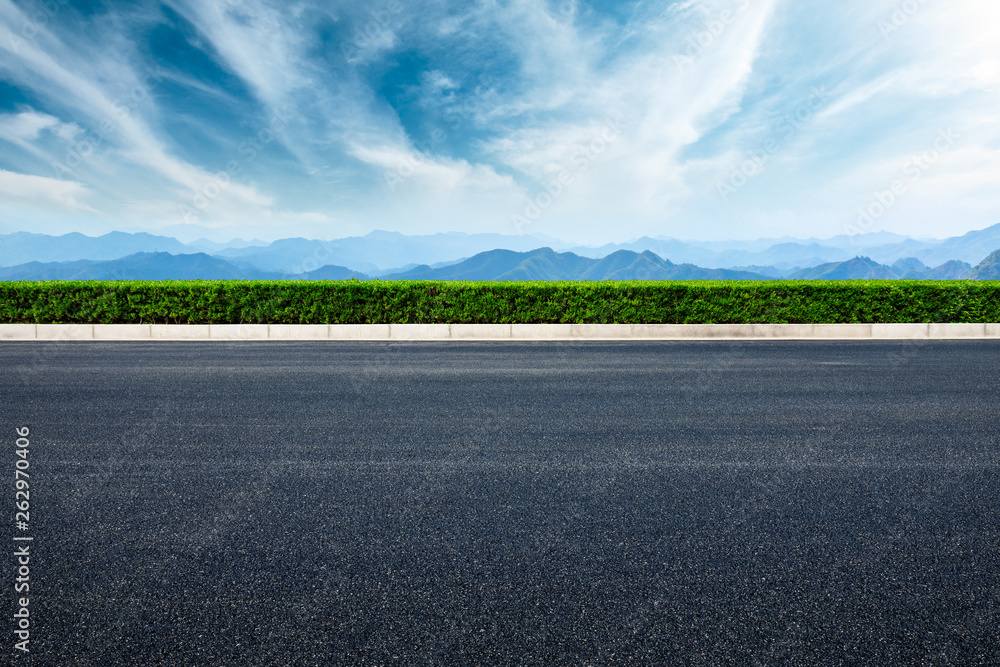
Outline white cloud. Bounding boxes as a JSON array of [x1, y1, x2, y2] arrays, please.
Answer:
[[350, 144, 517, 193], [0, 110, 60, 140], [0, 169, 94, 212], [424, 70, 459, 92], [0, 110, 82, 163]]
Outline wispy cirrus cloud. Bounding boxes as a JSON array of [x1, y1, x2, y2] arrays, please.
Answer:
[[0, 0, 997, 243]]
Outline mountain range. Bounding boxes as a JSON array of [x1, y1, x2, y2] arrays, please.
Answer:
[[1, 224, 999, 280], [2, 223, 1000, 276], [787, 257, 974, 280], [383, 249, 768, 281], [0, 230, 562, 275], [1, 247, 997, 282], [384, 248, 996, 281], [0, 252, 367, 281]]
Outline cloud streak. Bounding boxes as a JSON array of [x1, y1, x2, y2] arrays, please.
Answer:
[[0, 0, 997, 243]]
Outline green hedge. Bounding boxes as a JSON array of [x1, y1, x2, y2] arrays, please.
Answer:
[[0, 280, 997, 324]]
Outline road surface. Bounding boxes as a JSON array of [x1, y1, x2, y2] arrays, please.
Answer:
[[2, 341, 999, 665]]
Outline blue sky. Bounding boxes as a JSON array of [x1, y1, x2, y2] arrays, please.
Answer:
[[0, 0, 998, 245]]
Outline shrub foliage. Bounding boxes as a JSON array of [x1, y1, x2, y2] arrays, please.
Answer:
[[0, 280, 997, 324]]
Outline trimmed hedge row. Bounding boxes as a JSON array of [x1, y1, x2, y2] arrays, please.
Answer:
[[0, 280, 997, 324]]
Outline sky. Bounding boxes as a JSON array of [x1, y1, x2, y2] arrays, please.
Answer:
[[0, 0, 998, 245]]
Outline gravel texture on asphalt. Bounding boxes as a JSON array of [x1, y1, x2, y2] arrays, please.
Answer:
[[2, 341, 999, 665]]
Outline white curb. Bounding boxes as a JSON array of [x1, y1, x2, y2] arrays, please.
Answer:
[[1, 323, 999, 340]]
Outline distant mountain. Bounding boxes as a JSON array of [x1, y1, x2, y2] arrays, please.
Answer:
[[728, 265, 797, 278], [216, 238, 363, 274], [3, 224, 999, 279], [384, 248, 770, 281], [568, 230, 910, 260], [386, 248, 586, 281], [891, 257, 929, 275], [569, 237, 721, 265], [789, 255, 981, 280], [298, 264, 370, 280], [862, 238, 941, 265], [1, 248, 996, 282], [918, 225, 1000, 266], [967, 250, 1000, 280], [183, 237, 269, 253], [216, 231, 568, 275], [0, 253, 366, 281], [566, 236, 843, 268], [853, 225, 1000, 266], [568, 225, 1000, 269], [712, 243, 852, 271], [0, 231, 192, 266], [789, 257, 898, 280], [905, 260, 973, 280]]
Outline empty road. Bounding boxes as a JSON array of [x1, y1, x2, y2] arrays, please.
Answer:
[[2, 341, 999, 665]]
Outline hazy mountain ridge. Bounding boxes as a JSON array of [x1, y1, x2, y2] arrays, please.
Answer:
[[386, 249, 993, 282], [0, 231, 192, 266], [790, 257, 900, 280], [1, 224, 999, 279], [568, 226, 1000, 269], [0, 247, 996, 282], [382, 248, 772, 281], [967, 250, 1000, 280], [789, 256, 976, 280], [0, 230, 564, 273], [213, 231, 567, 275], [0, 253, 366, 281]]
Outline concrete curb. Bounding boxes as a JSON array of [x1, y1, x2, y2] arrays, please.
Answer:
[[2, 323, 1000, 341]]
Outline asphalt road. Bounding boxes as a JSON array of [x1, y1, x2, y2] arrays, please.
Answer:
[[3, 341, 999, 665]]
